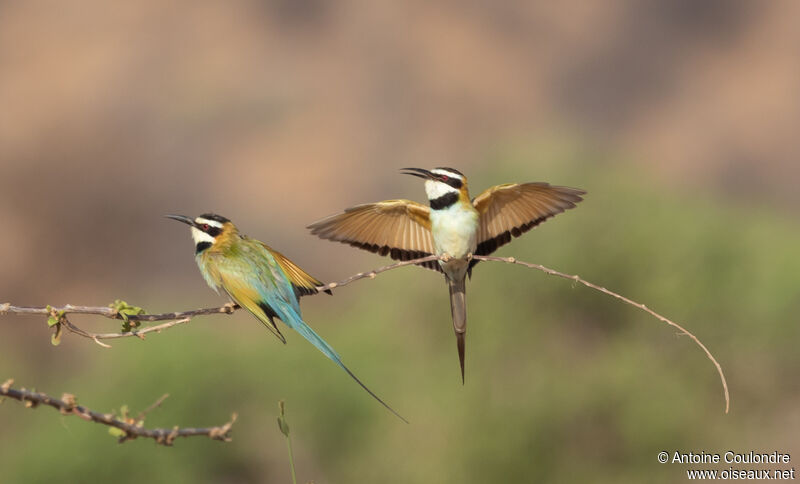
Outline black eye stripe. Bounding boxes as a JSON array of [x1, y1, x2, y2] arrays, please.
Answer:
[[206, 226, 222, 237], [443, 177, 462, 189]]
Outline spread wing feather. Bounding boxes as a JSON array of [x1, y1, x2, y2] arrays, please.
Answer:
[[472, 183, 585, 260], [308, 200, 441, 271]]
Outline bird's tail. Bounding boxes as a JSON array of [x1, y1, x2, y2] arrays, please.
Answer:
[[448, 277, 467, 384], [276, 302, 408, 423]]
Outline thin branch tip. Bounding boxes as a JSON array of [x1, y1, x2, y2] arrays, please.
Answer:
[[0, 381, 236, 445], [471, 254, 730, 414]]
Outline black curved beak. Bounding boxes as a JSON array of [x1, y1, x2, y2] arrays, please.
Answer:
[[400, 167, 434, 180], [165, 214, 195, 226]]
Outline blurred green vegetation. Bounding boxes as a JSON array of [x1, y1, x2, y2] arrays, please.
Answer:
[[1, 150, 798, 483]]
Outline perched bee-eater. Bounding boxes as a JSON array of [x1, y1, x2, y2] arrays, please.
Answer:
[[308, 168, 585, 383], [166, 213, 404, 421]]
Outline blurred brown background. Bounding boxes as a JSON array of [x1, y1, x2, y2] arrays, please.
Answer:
[[1, 1, 798, 483]]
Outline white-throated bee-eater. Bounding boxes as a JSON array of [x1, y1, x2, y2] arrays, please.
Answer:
[[308, 168, 585, 383], [166, 213, 405, 422]]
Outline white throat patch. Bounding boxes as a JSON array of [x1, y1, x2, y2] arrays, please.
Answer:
[[191, 227, 215, 245], [424, 180, 458, 200], [190, 217, 223, 245]]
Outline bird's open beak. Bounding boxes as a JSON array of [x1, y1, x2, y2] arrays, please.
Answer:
[[400, 167, 434, 179], [165, 214, 195, 226]]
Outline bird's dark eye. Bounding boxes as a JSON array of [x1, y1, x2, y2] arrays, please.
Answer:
[[202, 224, 210, 231], [441, 175, 449, 181]]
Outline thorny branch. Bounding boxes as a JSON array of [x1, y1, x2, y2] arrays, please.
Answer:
[[0, 379, 236, 446], [0, 253, 728, 412]]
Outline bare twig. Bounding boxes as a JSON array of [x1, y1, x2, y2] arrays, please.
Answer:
[[314, 255, 440, 293], [0, 303, 239, 321], [0, 379, 236, 445], [61, 315, 192, 346], [0, 257, 440, 345], [136, 393, 170, 422], [471, 254, 729, 414], [0, 302, 239, 347], [1, 254, 728, 413]]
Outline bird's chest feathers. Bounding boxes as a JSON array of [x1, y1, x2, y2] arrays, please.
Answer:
[[195, 251, 224, 293], [429, 205, 478, 258], [194, 241, 245, 292]]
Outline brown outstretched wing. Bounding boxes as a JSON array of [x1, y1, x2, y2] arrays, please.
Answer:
[[471, 183, 585, 265], [308, 199, 441, 272]]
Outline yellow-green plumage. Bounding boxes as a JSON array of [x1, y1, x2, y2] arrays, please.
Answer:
[[167, 213, 405, 422]]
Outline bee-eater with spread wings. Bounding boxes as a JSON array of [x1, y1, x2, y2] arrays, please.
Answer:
[[167, 213, 405, 422], [308, 168, 585, 383]]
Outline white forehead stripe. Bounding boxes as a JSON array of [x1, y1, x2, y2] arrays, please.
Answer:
[[190, 227, 216, 245], [430, 169, 463, 180], [194, 217, 224, 228]]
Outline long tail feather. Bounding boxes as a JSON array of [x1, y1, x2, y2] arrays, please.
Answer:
[[265, 315, 287, 344], [456, 332, 465, 384], [448, 278, 467, 384], [276, 301, 408, 423]]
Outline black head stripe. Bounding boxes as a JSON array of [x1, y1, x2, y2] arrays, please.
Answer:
[[206, 226, 222, 237], [429, 191, 459, 210], [444, 177, 463, 189], [198, 213, 230, 223], [433, 167, 464, 189]]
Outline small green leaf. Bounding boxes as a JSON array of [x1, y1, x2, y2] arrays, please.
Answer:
[[110, 300, 147, 316], [119, 405, 129, 418], [111, 300, 146, 333], [108, 427, 126, 437], [50, 323, 62, 346], [46, 307, 64, 327]]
